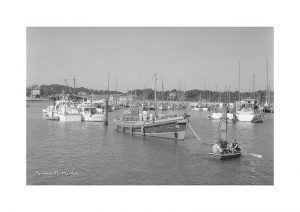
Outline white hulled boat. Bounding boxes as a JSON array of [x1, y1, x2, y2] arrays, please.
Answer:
[[43, 103, 59, 120], [52, 100, 82, 122], [79, 106, 104, 122], [236, 99, 264, 123]]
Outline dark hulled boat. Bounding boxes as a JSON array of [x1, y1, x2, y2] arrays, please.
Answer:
[[114, 73, 188, 140], [114, 112, 188, 140], [208, 152, 241, 160]]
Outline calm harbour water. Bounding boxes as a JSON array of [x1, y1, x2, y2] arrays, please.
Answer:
[[27, 102, 273, 185]]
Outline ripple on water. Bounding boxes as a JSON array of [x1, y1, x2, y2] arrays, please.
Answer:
[[27, 103, 274, 185]]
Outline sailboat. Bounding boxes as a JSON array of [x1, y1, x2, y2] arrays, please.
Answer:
[[158, 79, 168, 111], [235, 62, 264, 122], [113, 73, 189, 140], [208, 102, 241, 159], [236, 98, 264, 122], [263, 58, 274, 113]]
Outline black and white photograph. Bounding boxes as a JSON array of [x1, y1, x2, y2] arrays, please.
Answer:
[[26, 27, 273, 185], [3, 1, 300, 211]]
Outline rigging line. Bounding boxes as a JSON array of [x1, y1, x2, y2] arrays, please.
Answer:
[[187, 123, 212, 146]]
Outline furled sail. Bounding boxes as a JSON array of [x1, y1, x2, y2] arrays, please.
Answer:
[[218, 102, 228, 141]]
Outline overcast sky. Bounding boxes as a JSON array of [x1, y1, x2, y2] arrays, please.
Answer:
[[27, 27, 273, 92]]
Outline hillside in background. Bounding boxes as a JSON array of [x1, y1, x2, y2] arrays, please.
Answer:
[[27, 84, 274, 103]]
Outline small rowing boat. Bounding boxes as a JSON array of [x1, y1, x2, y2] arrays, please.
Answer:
[[208, 151, 241, 160], [209, 102, 242, 160]]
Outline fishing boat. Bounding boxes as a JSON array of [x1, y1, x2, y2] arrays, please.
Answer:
[[236, 99, 264, 123], [208, 102, 241, 160], [113, 73, 189, 140], [114, 111, 188, 139], [52, 100, 82, 122], [44, 107, 59, 120], [78, 105, 104, 122], [43, 103, 59, 120]]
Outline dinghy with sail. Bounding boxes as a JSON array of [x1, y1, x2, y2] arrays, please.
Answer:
[[208, 102, 241, 160]]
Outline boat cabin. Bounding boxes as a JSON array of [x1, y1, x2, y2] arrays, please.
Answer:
[[237, 99, 259, 111], [78, 106, 98, 115]]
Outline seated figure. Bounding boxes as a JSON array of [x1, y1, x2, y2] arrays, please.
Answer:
[[230, 139, 241, 152], [212, 141, 223, 154], [219, 138, 230, 154]]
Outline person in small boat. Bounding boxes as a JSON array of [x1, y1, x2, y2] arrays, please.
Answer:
[[230, 139, 241, 152], [212, 141, 223, 154], [219, 138, 230, 154], [212, 139, 228, 154]]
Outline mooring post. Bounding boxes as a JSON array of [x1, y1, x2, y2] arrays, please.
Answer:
[[104, 98, 109, 125]]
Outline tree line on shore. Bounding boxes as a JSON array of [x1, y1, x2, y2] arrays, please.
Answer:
[[27, 84, 274, 103]]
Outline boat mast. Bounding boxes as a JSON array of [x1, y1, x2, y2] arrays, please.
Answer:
[[116, 77, 118, 93], [219, 102, 228, 141], [108, 73, 110, 93], [73, 76, 76, 96], [266, 57, 269, 105], [104, 72, 109, 126], [216, 85, 218, 103], [161, 78, 164, 105], [238, 61, 241, 101], [253, 74, 256, 99], [154, 73, 157, 116], [199, 89, 202, 101], [228, 85, 230, 103], [208, 81, 210, 102], [204, 80, 206, 101], [225, 85, 227, 101]]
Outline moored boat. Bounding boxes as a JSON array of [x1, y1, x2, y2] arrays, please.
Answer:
[[43, 103, 59, 120], [208, 152, 241, 160], [52, 100, 82, 122], [79, 105, 104, 122], [114, 111, 188, 140], [236, 99, 264, 123], [114, 73, 189, 140], [208, 102, 242, 160]]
